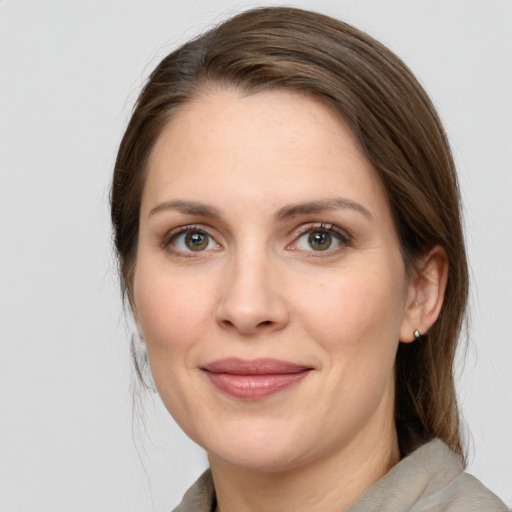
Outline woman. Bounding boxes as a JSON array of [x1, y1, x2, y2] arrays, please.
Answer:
[[111, 7, 508, 511]]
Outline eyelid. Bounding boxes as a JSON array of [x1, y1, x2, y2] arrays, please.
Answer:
[[161, 224, 222, 255], [159, 222, 352, 256], [287, 222, 352, 252], [292, 222, 350, 240]]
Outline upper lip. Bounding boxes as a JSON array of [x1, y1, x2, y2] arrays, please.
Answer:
[[201, 358, 312, 375]]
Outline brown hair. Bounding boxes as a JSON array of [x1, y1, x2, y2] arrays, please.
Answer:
[[111, 6, 468, 462]]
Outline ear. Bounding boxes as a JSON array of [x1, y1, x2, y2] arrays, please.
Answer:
[[399, 245, 448, 343]]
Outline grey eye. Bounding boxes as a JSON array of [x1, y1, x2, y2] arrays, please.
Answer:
[[308, 231, 332, 251], [169, 229, 218, 253], [291, 225, 350, 254], [185, 232, 209, 251]]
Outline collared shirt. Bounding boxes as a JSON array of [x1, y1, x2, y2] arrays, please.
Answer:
[[172, 439, 508, 511]]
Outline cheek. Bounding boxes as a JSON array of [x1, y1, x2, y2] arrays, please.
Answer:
[[293, 261, 406, 359], [133, 263, 219, 426], [133, 263, 216, 357]]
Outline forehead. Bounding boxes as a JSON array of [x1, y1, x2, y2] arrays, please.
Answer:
[[143, 88, 388, 219], [149, 88, 362, 169]]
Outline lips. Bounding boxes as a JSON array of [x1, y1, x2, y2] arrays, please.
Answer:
[[201, 358, 312, 399]]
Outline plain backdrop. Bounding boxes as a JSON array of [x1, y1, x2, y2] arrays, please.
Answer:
[[1, 0, 510, 510]]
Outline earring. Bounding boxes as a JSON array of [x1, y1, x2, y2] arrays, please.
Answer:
[[413, 329, 422, 341]]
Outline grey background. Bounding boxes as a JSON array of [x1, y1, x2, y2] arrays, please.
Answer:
[[1, 0, 510, 510]]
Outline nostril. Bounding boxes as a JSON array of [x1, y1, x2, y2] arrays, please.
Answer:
[[220, 318, 274, 332]]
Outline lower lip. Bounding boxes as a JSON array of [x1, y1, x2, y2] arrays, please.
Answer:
[[204, 371, 310, 399]]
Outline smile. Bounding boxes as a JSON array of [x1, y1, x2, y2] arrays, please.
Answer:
[[201, 358, 313, 399]]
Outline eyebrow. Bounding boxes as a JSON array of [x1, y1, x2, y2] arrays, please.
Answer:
[[274, 197, 373, 221], [148, 197, 372, 221], [149, 200, 222, 218]]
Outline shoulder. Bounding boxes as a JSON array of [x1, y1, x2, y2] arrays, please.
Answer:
[[171, 441, 508, 512], [410, 439, 508, 511], [347, 439, 508, 511], [171, 469, 215, 512], [436, 470, 509, 511]]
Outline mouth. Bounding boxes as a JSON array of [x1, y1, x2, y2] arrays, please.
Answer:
[[200, 358, 313, 399]]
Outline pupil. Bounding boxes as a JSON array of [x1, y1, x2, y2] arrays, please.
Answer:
[[308, 231, 332, 250], [185, 232, 208, 251]]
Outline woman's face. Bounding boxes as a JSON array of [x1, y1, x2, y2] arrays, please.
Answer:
[[134, 89, 417, 471]]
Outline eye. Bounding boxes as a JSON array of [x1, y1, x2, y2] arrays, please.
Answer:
[[290, 224, 351, 253], [163, 226, 221, 255], [307, 230, 333, 251]]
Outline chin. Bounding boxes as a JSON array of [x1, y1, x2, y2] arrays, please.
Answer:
[[200, 420, 311, 473], [210, 443, 304, 473]]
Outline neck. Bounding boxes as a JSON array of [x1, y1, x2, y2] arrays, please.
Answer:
[[209, 423, 400, 512]]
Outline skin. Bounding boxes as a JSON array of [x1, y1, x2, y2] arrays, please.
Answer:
[[133, 89, 447, 512]]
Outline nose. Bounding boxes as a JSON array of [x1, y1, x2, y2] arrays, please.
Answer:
[[215, 251, 290, 336]]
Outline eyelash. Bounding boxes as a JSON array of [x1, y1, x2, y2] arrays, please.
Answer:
[[161, 222, 352, 257], [288, 223, 352, 255], [161, 224, 221, 258]]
